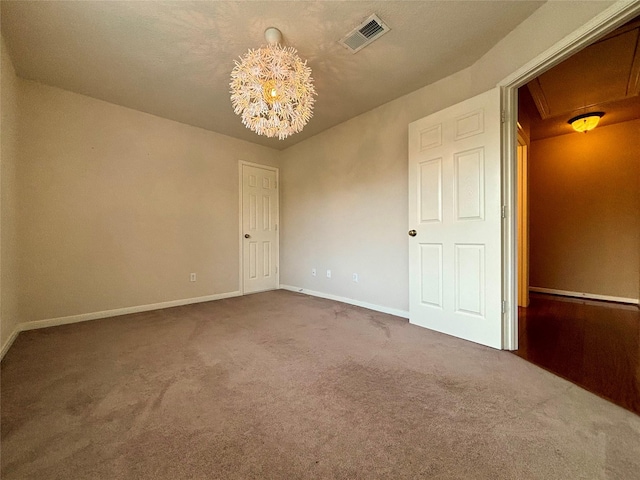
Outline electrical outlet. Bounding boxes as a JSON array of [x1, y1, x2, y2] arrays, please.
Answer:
[[311, 268, 316, 277], [326, 269, 331, 278], [190, 273, 196, 282], [352, 273, 358, 283]]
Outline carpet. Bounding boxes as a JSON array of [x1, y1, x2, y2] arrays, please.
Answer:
[[2, 290, 639, 479]]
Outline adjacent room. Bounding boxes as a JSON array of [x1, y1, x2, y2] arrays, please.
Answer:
[[1, 2, 639, 479], [515, 17, 640, 414]]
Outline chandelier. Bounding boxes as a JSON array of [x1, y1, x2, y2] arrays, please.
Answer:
[[230, 27, 316, 140]]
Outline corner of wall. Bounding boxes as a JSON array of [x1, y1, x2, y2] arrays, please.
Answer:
[[1, 33, 22, 356]]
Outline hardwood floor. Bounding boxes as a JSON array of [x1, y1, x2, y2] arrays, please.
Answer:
[[515, 293, 640, 415]]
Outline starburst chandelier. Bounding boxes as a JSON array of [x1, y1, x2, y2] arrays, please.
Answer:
[[230, 27, 316, 140]]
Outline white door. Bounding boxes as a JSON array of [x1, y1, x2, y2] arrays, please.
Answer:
[[408, 88, 503, 349], [241, 163, 279, 294]]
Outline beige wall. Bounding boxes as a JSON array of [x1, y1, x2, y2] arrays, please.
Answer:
[[1, 0, 618, 335], [529, 120, 640, 300], [280, 1, 615, 312], [1, 36, 20, 349], [17, 80, 279, 323]]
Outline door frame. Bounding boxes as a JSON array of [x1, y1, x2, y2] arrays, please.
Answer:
[[238, 160, 280, 295], [516, 127, 529, 308], [499, 1, 640, 350]]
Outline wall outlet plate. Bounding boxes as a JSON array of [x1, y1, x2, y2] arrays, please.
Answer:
[[326, 270, 332, 278]]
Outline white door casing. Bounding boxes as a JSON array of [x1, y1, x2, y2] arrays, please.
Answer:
[[408, 88, 503, 349], [517, 130, 530, 308], [240, 162, 279, 294]]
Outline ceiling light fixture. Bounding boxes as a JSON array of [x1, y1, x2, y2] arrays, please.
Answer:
[[568, 112, 604, 133], [230, 27, 316, 140]]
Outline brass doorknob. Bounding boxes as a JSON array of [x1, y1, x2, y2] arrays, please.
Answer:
[[408, 230, 417, 237], [244, 234, 251, 238]]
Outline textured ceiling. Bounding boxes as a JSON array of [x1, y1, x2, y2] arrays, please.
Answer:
[[1, 1, 545, 150]]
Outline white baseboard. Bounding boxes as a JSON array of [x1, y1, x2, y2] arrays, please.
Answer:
[[1, 327, 21, 361], [20, 290, 242, 332], [529, 287, 639, 305], [280, 285, 409, 319], [0, 290, 241, 361]]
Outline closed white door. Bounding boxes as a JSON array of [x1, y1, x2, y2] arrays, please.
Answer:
[[408, 89, 503, 349], [241, 163, 279, 294]]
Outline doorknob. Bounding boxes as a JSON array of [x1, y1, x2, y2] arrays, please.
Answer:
[[408, 230, 417, 237], [244, 234, 251, 239]]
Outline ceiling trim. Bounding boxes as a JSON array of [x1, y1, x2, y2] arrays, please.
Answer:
[[627, 32, 640, 96], [519, 13, 640, 121], [526, 78, 550, 118], [499, 1, 640, 89]]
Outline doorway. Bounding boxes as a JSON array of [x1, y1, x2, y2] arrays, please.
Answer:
[[506, 13, 640, 414], [500, 1, 640, 351], [239, 161, 280, 294]]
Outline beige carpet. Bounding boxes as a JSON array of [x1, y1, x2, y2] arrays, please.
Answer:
[[2, 290, 639, 479]]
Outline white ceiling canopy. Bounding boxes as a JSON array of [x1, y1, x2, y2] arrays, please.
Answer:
[[1, 1, 545, 150]]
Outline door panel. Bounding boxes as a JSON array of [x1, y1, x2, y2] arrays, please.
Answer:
[[454, 148, 484, 220], [419, 158, 442, 223], [242, 164, 279, 294], [454, 244, 484, 316], [420, 243, 443, 307], [408, 88, 502, 349]]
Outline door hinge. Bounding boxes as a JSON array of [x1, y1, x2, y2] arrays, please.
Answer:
[[501, 110, 506, 123], [501, 205, 506, 218], [502, 300, 507, 314], [276, 266, 278, 274]]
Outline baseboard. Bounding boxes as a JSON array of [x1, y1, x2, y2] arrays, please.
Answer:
[[4, 287, 406, 360], [17, 291, 242, 333], [280, 285, 409, 319], [0, 326, 21, 361], [529, 287, 639, 305]]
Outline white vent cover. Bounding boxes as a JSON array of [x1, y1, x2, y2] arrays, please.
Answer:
[[339, 14, 390, 53]]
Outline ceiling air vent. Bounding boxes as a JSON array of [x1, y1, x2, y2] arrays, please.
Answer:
[[339, 14, 390, 54]]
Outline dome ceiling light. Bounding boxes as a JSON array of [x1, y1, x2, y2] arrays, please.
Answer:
[[568, 112, 605, 133]]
